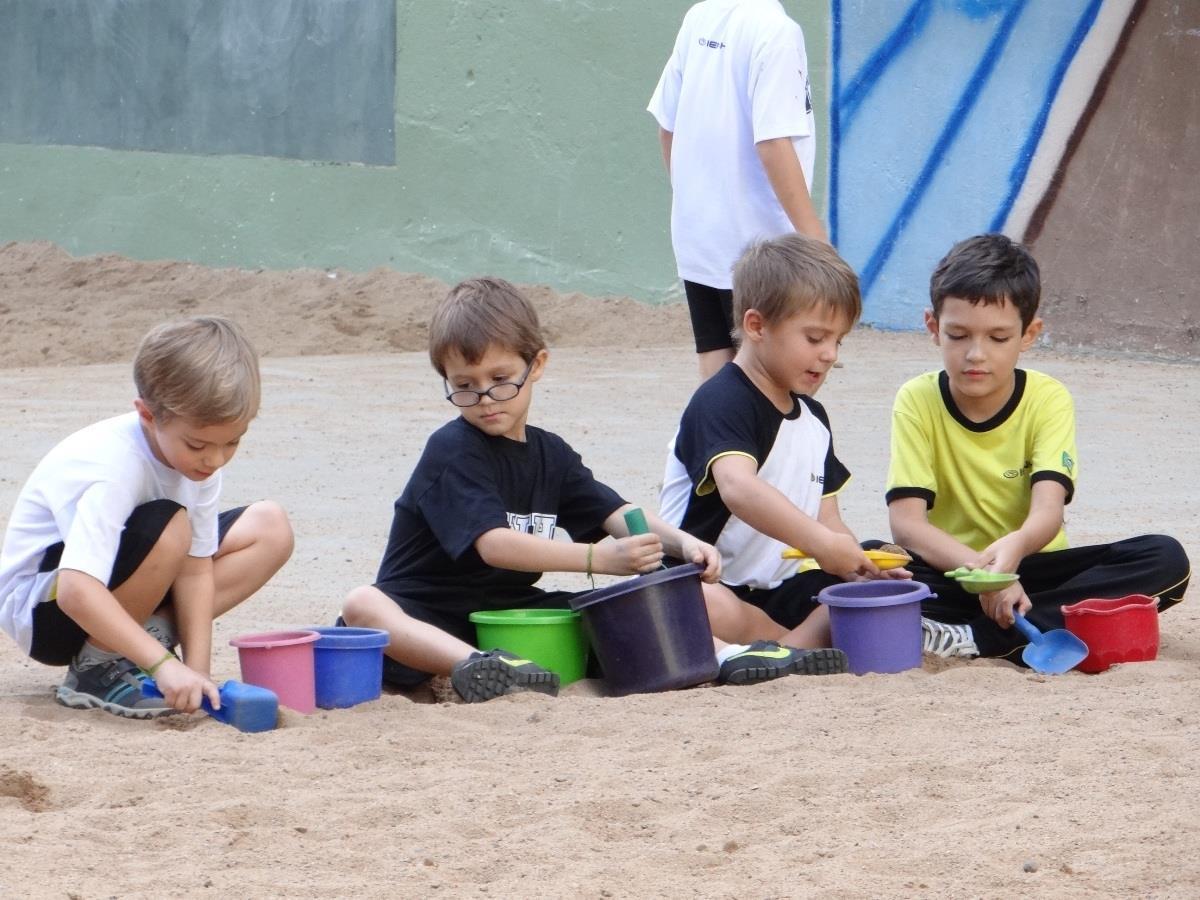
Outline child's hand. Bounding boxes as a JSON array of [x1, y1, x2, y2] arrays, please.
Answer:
[[975, 533, 1025, 577], [600, 534, 665, 575], [680, 536, 722, 583], [814, 533, 880, 580], [979, 583, 1031, 629], [868, 566, 912, 582], [152, 658, 222, 713]]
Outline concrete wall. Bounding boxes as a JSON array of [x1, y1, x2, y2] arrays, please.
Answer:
[[1026, 0, 1200, 358], [830, 0, 1198, 356], [0, 1, 829, 303], [2, 0, 1194, 355]]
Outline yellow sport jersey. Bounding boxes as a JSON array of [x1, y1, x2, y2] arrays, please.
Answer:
[[886, 369, 1077, 553]]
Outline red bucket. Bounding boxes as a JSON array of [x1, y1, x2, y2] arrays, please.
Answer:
[[1061, 595, 1159, 673]]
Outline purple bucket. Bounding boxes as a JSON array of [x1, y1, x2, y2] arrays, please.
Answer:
[[570, 563, 719, 696], [817, 581, 932, 674]]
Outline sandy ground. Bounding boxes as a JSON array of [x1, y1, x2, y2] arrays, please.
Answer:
[[0, 244, 1197, 898]]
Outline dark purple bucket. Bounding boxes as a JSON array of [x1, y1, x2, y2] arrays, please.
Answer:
[[570, 563, 718, 696], [817, 580, 932, 674]]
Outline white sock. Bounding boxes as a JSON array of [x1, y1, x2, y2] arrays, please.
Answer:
[[715, 643, 751, 664]]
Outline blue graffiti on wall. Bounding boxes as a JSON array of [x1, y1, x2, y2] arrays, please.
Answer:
[[830, 0, 1105, 328]]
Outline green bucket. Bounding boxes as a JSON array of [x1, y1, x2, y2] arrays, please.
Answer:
[[468, 608, 590, 686]]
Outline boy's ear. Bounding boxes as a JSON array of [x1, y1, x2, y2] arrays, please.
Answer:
[[741, 308, 765, 342], [132, 397, 155, 424], [1020, 316, 1044, 350], [527, 348, 549, 383], [923, 308, 941, 344]]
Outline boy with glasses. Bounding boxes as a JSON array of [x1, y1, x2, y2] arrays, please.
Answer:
[[339, 277, 821, 701]]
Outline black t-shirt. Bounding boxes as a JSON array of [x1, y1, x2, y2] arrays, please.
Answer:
[[375, 417, 625, 613]]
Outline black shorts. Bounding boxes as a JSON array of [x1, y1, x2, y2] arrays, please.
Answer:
[[683, 280, 735, 353], [28, 501, 247, 666], [730, 569, 843, 631], [370, 584, 581, 689]]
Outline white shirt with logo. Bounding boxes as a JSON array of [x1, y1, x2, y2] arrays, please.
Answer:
[[648, 0, 817, 289], [0, 412, 221, 654]]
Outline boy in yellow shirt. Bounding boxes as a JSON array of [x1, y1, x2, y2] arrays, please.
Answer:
[[887, 234, 1190, 661]]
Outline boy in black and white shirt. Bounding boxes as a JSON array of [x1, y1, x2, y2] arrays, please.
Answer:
[[662, 235, 908, 651]]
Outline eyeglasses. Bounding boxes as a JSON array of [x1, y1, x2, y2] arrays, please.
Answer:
[[444, 359, 535, 408]]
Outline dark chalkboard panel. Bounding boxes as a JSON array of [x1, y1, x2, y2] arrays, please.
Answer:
[[0, 0, 396, 165]]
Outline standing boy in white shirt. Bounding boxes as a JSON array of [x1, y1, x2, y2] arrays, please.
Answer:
[[649, 0, 827, 379]]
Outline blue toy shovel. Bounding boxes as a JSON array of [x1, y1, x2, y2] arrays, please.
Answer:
[[142, 678, 279, 733], [1012, 612, 1089, 675]]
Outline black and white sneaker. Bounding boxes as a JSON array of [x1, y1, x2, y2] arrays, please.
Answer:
[[921, 618, 979, 659], [718, 641, 849, 685]]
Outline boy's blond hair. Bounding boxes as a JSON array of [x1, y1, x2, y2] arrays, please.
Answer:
[[732, 234, 861, 339], [428, 277, 546, 375], [133, 316, 261, 423]]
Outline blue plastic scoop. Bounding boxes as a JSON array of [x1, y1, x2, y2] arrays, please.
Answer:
[[1012, 612, 1089, 675], [142, 678, 279, 733]]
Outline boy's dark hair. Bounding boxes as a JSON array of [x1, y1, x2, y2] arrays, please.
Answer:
[[930, 233, 1041, 329], [134, 316, 260, 423], [429, 277, 546, 376], [732, 234, 861, 339]]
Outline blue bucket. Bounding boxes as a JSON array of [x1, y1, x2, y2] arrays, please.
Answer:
[[309, 626, 389, 709]]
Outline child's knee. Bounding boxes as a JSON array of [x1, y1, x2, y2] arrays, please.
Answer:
[[157, 507, 193, 559], [244, 500, 295, 561], [341, 585, 389, 626]]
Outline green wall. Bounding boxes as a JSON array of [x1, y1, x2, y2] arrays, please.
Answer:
[[0, 1, 829, 303]]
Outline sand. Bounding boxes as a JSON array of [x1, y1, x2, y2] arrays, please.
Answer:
[[0, 243, 1197, 898]]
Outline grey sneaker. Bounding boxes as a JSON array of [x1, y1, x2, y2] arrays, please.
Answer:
[[56, 657, 176, 719], [450, 649, 559, 703], [921, 618, 980, 659]]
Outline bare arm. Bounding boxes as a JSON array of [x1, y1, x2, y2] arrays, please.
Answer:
[[169, 554, 215, 677], [756, 137, 827, 241], [816, 495, 856, 538], [888, 496, 979, 573], [977, 481, 1068, 575], [474, 508, 663, 579], [55, 569, 219, 711], [658, 127, 673, 174], [56, 570, 172, 671], [711, 455, 876, 579], [629, 506, 721, 583], [890, 480, 1067, 575]]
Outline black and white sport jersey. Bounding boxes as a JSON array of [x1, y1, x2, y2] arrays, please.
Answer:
[[660, 363, 849, 589]]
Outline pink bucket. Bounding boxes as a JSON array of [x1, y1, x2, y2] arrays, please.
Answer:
[[229, 630, 320, 713]]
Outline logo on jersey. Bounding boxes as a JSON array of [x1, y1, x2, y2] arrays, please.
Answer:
[[1061, 451, 1074, 474], [507, 512, 557, 540], [810, 472, 824, 484], [698, 38, 726, 49], [1002, 460, 1033, 479]]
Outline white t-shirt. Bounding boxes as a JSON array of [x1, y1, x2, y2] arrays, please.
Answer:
[[0, 412, 221, 654], [648, 0, 817, 290]]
